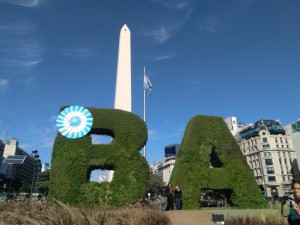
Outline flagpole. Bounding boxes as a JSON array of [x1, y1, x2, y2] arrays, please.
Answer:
[[143, 66, 146, 158]]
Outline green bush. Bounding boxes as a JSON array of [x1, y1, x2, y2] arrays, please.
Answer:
[[170, 115, 266, 209], [49, 108, 149, 208]]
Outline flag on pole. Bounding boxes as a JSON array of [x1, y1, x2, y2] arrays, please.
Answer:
[[143, 75, 153, 96]]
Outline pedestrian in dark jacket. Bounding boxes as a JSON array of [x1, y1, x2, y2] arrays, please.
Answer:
[[174, 184, 182, 210], [166, 183, 174, 210], [160, 182, 168, 211], [288, 178, 300, 225]]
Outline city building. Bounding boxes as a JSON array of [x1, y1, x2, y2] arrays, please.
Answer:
[[225, 116, 252, 136], [231, 119, 298, 201], [0, 140, 5, 180], [1, 138, 41, 185], [156, 158, 176, 184], [151, 144, 180, 183], [41, 163, 50, 172], [285, 120, 300, 170], [99, 174, 107, 183]]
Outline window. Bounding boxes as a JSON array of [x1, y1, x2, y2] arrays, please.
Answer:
[[275, 138, 278, 143], [263, 143, 270, 148], [285, 138, 288, 144], [265, 159, 273, 165], [280, 137, 283, 143], [276, 145, 279, 148], [262, 137, 268, 143], [279, 159, 282, 165], [282, 145, 284, 149], [292, 121, 300, 133], [267, 167, 275, 174], [264, 152, 272, 157], [287, 145, 289, 149], [268, 176, 276, 181]]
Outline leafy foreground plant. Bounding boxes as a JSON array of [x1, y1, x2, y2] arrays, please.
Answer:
[[225, 215, 288, 225], [0, 200, 171, 225]]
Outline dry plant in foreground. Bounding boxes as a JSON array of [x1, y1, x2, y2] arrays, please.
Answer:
[[225, 214, 288, 225], [0, 200, 171, 225]]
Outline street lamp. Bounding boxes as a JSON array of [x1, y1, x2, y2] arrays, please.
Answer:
[[271, 188, 277, 203], [30, 150, 39, 196]]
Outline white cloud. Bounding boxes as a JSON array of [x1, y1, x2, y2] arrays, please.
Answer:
[[143, 18, 189, 45], [41, 137, 54, 148], [21, 75, 36, 86], [142, 9, 191, 45], [148, 129, 156, 138], [27, 125, 55, 149], [143, 25, 171, 44], [19, 143, 33, 149], [177, 79, 202, 94], [0, 21, 36, 35], [0, 79, 9, 94], [0, 79, 8, 86], [0, 0, 41, 7], [148, 127, 182, 141], [0, 22, 43, 69], [152, 53, 176, 61], [198, 16, 225, 33], [0, 41, 43, 68], [60, 47, 96, 58], [150, 0, 192, 10], [50, 115, 58, 121], [30, 126, 52, 136]]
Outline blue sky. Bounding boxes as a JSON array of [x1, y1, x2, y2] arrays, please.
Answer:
[[0, 0, 299, 173]]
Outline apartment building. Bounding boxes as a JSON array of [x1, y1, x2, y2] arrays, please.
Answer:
[[226, 118, 298, 200]]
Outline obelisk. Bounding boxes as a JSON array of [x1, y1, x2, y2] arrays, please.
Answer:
[[114, 24, 131, 112], [108, 25, 131, 182]]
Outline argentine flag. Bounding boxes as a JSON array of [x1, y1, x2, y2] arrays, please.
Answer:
[[143, 75, 153, 96]]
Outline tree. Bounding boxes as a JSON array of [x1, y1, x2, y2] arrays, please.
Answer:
[[37, 170, 50, 195], [147, 174, 162, 196]]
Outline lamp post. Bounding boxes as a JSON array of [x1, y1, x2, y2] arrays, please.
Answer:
[[272, 188, 277, 203], [30, 150, 39, 196], [35, 159, 41, 194]]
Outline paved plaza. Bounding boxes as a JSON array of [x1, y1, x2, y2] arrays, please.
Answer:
[[166, 210, 216, 225]]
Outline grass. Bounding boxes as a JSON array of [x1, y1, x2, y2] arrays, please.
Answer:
[[204, 202, 289, 225], [225, 215, 288, 225], [0, 200, 171, 225]]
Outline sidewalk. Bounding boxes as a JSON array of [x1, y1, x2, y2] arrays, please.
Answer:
[[166, 210, 216, 225]]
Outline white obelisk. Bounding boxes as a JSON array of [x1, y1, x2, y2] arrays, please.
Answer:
[[108, 25, 131, 182], [114, 24, 131, 112]]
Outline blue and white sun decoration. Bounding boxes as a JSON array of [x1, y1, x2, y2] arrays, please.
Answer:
[[56, 105, 93, 139]]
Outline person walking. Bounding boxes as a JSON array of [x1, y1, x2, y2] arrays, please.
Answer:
[[287, 178, 300, 225], [166, 183, 174, 210], [174, 184, 182, 210], [160, 182, 168, 211]]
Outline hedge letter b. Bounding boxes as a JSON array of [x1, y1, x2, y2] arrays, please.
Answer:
[[49, 108, 149, 208]]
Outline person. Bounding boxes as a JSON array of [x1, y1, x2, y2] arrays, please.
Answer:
[[166, 183, 174, 210], [287, 178, 300, 225], [174, 184, 182, 210], [160, 182, 168, 211]]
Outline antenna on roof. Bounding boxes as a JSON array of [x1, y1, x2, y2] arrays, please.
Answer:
[[4, 106, 14, 142]]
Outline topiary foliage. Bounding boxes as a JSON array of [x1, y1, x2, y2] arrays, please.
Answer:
[[170, 115, 266, 209], [48, 107, 149, 208]]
